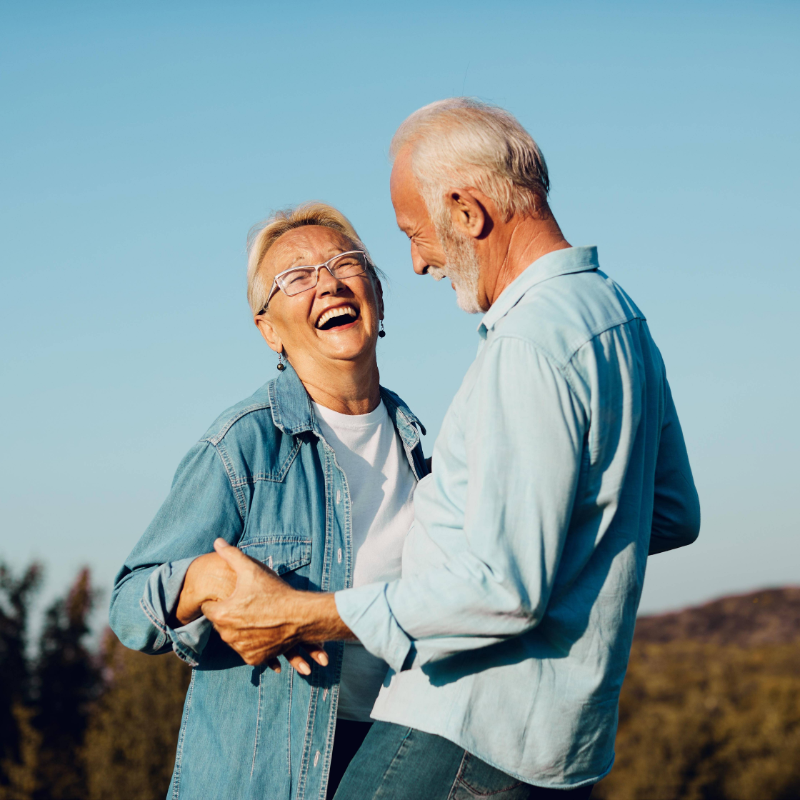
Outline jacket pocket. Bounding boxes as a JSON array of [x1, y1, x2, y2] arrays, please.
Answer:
[[239, 536, 312, 576]]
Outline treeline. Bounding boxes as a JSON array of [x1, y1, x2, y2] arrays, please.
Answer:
[[2, 563, 799, 800], [592, 639, 800, 800], [0, 563, 189, 800]]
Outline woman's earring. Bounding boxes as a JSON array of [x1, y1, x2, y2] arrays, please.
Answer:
[[378, 320, 386, 338], [277, 352, 286, 371]]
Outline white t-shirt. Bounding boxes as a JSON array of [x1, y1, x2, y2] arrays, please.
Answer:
[[312, 400, 416, 721]]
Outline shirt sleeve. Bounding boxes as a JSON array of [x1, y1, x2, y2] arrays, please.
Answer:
[[648, 380, 701, 554], [109, 440, 244, 666], [336, 337, 587, 672]]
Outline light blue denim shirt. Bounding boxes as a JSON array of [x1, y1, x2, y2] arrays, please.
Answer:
[[109, 366, 427, 800], [335, 246, 700, 789]]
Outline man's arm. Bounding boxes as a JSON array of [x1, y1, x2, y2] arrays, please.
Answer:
[[649, 381, 701, 554], [205, 339, 586, 670]]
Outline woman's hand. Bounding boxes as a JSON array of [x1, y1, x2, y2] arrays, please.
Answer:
[[175, 552, 237, 626]]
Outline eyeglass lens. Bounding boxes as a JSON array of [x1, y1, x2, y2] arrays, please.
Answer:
[[276, 252, 368, 297]]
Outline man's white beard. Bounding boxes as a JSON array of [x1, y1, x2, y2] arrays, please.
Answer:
[[431, 225, 484, 315]]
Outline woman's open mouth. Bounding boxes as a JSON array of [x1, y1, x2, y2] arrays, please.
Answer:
[[315, 305, 360, 331]]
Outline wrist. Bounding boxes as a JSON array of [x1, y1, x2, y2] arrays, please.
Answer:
[[291, 591, 354, 643]]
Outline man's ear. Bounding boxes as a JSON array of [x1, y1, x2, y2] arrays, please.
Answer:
[[446, 189, 488, 240], [255, 314, 283, 354]]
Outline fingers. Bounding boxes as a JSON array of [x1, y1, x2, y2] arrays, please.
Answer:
[[282, 643, 329, 675], [213, 538, 257, 573], [283, 647, 312, 676], [303, 643, 329, 667], [268, 658, 282, 673]]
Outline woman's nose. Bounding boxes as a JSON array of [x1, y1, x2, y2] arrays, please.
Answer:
[[316, 266, 347, 296]]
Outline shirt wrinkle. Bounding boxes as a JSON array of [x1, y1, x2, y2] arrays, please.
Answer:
[[335, 246, 699, 789]]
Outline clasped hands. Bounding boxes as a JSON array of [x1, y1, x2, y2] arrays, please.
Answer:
[[175, 538, 338, 674]]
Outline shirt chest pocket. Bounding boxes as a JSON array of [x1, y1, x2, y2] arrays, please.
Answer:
[[238, 537, 312, 590]]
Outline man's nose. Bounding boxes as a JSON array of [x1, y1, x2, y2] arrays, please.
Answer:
[[410, 242, 429, 276], [316, 266, 347, 295]]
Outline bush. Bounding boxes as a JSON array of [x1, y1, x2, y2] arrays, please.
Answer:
[[83, 633, 190, 800], [592, 640, 800, 800]]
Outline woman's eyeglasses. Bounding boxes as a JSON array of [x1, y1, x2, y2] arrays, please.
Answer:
[[260, 251, 370, 312]]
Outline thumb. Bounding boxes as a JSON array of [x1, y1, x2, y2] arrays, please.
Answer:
[[213, 538, 253, 573]]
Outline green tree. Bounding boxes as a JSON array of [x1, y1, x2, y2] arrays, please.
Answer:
[[31, 568, 99, 800], [83, 632, 191, 800], [0, 562, 42, 799]]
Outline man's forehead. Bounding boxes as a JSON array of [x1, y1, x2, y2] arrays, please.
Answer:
[[391, 151, 427, 230], [390, 148, 414, 197]]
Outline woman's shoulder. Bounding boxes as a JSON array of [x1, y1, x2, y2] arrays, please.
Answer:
[[199, 379, 279, 448], [380, 386, 427, 437]]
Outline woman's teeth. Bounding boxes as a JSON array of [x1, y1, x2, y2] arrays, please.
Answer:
[[316, 306, 357, 329]]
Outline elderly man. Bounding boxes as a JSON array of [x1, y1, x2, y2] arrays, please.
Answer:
[[204, 98, 700, 799]]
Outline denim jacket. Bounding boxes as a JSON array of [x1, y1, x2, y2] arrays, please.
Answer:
[[109, 365, 427, 800]]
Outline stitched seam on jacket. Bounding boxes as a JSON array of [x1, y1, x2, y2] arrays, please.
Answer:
[[228, 439, 302, 486], [203, 403, 272, 445], [171, 670, 195, 800], [139, 597, 168, 650], [251, 668, 263, 777], [211, 441, 247, 520]]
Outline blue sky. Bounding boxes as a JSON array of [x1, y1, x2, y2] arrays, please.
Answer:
[[1, 0, 798, 626]]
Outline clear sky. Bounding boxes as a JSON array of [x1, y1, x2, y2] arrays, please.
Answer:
[[1, 0, 798, 628]]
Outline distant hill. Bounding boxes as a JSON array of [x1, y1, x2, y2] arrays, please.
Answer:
[[592, 589, 800, 799], [634, 586, 800, 647]]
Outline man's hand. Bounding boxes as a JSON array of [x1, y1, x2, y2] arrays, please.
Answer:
[[202, 539, 344, 674]]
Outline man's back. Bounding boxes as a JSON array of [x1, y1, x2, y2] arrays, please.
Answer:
[[338, 246, 700, 788]]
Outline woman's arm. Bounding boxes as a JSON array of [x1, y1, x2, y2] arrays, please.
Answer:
[[110, 441, 245, 665]]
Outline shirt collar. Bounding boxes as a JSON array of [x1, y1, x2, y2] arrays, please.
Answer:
[[268, 362, 425, 444], [478, 246, 600, 338]]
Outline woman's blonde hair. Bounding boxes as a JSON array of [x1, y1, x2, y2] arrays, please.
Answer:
[[246, 202, 381, 316]]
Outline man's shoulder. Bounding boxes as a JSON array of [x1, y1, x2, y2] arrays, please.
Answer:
[[493, 269, 646, 368]]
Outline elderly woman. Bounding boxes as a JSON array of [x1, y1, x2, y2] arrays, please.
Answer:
[[109, 203, 427, 800]]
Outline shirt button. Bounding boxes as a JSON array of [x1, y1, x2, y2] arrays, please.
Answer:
[[314, 751, 320, 767], [337, 548, 342, 564], [336, 490, 341, 504]]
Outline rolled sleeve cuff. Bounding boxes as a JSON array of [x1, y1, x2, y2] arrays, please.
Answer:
[[335, 583, 413, 673], [140, 557, 213, 667]]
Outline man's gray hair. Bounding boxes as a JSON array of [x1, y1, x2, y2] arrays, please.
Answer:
[[390, 98, 550, 222]]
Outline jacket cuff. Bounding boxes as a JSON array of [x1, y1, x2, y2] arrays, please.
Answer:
[[140, 557, 213, 667], [335, 583, 412, 673]]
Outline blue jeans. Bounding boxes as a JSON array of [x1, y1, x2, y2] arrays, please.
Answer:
[[332, 722, 594, 800]]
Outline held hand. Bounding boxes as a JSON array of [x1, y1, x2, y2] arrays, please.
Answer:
[[202, 539, 328, 674], [174, 552, 237, 626]]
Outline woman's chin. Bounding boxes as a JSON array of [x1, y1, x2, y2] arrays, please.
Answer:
[[317, 335, 376, 364]]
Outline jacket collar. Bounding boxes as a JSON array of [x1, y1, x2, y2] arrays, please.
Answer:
[[478, 246, 599, 338], [268, 364, 315, 435], [267, 363, 425, 447]]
